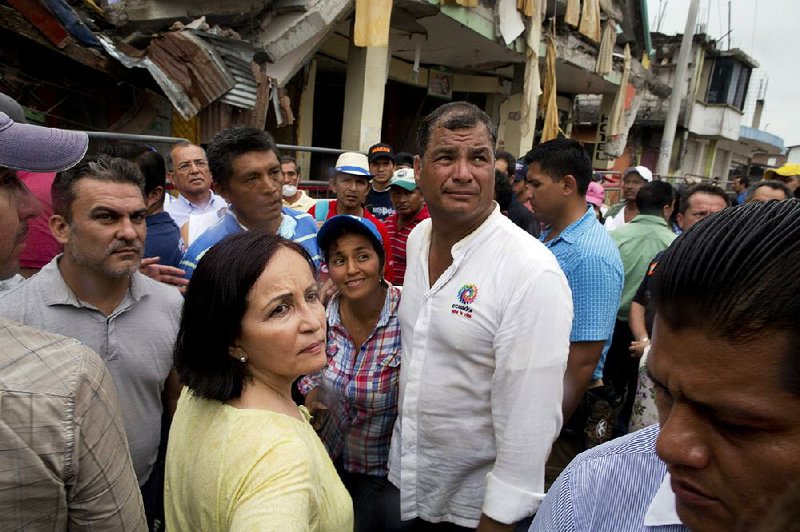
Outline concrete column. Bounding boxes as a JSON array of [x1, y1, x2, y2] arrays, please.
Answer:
[[296, 60, 317, 179], [703, 138, 718, 179], [499, 65, 533, 159], [692, 140, 707, 177], [341, 40, 389, 151], [720, 149, 734, 184]]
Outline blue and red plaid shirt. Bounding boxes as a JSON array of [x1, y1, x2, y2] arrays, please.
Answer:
[[298, 285, 401, 475]]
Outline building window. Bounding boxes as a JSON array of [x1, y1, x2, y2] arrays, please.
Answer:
[[706, 57, 751, 110]]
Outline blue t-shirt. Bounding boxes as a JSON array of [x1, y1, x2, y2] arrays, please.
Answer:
[[180, 208, 321, 280], [365, 187, 395, 221], [541, 207, 624, 380], [145, 212, 183, 269]]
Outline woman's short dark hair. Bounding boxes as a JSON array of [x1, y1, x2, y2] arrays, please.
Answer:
[[174, 232, 316, 402]]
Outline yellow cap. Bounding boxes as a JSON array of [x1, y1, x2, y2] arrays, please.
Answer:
[[764, 164, 800, 180]]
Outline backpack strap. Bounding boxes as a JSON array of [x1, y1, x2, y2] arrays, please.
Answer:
[[315, 199, 329, 223]]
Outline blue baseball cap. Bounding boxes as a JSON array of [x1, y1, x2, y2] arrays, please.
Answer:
[[317, 215, 384, 260]]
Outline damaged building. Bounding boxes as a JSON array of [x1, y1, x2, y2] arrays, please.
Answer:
[[1, 0, 660, 178]]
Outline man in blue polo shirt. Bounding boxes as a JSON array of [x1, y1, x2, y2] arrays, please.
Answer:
[[524, 139, 624, 483], [180, 128, 320, 279]]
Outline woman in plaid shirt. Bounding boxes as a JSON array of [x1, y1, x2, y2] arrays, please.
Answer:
[[299, 215, 402, 531]]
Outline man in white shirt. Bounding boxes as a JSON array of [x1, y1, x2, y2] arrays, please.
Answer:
[[389, 102, 573, 531], [604, 166, 652, 231], [281, 155, 316, 212], [165, 142, 227, 229]]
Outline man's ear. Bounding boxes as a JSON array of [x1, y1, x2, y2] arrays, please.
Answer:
[[49, 214, 70, 245], [562, 174, 578, 196], [147, 186, 164, 209], [413, 156, 422, 187]]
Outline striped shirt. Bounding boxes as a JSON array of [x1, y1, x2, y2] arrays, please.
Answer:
[[298, 285, 401, 476], [382, 206, 430, 286], [180, 208, 321, 279], [531, 424, 687, 531]]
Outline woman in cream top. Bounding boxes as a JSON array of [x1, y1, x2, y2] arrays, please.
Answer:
[[165, 231, 353, 531]]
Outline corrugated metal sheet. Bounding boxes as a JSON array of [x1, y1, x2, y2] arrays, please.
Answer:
[[199, 65, 270, 142], [99, 34, 200, 120], [193, 31, 259, 110], [146, 31, 235, 117]]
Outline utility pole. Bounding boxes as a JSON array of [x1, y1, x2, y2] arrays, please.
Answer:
[[655, 0, 701, 177], [727, 0, 732, 50]]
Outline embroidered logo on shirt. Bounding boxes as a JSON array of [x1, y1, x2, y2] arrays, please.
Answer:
[[457, 284, 478, 304], [452, 284, 478, 319]]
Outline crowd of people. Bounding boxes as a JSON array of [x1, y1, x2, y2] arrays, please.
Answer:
[[2, 94, 800, 532]]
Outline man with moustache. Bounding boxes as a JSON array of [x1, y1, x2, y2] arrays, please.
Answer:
[[309, 152, 394, 282], [389, 102, 572, 530], [532, 199, 800, 531], [0, 114, 146, 529], [0, 155, 182, 528], [180, 128, 321, 280]]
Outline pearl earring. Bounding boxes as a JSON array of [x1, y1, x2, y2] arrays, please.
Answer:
[[239, 356, 247, 363]]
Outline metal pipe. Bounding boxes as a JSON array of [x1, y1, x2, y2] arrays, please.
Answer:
[[277, 144, 362, 155], [81, 131, 358, 156], [84, 131, 188, 144]]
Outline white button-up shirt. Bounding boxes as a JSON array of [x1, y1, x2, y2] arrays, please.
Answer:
[[389, 205, 573, 527], [165, 192, 227, 229]]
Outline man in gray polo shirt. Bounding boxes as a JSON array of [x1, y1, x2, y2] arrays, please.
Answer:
[[0, 111, 146, 530], [0, 155, 182, 528]]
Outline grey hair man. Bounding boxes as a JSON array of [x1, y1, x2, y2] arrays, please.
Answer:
[[164, 141, 227, 228], [281, 155, 316, 213]]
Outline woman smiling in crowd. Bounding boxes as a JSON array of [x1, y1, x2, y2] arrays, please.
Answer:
[[299, 215, 402, 531]]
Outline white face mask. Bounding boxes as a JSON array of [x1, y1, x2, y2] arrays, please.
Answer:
[[282, 184, 297, 198]]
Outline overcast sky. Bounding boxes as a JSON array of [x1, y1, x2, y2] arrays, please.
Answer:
[[647, 0, 798, 147]]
